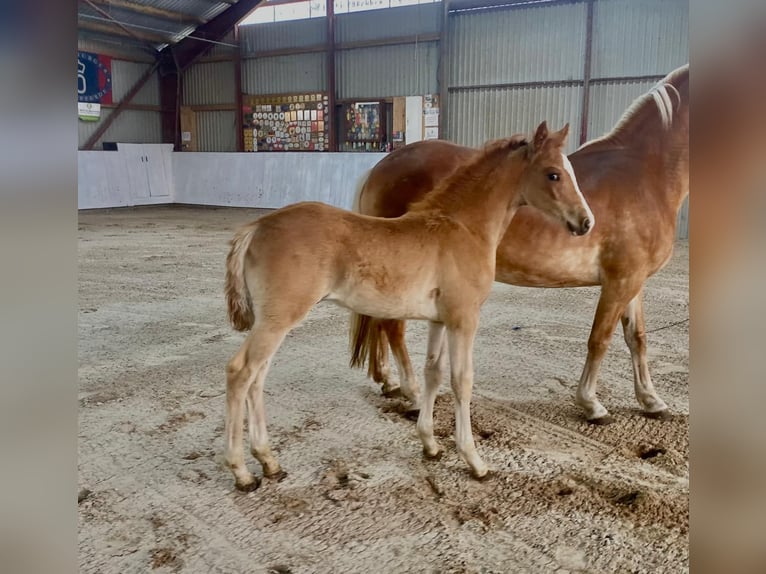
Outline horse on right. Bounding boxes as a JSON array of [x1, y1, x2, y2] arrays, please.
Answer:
[[350, 64, 689, 424]]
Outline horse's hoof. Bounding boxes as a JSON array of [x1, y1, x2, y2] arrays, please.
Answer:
[[588, 415, 616, 426], [382, 387, 403, 399], [644, 409, 673, 421], [471, 469, 493, 482], [235, 477, 261, 492], [404, 408, 420, 421], [265, 469, 288, 482], [423, 448, 443, 461]]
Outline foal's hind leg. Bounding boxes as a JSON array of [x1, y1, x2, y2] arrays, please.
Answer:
[[417, 322, 447, 458], [246, 358, 287, 480], [621, 291, 670, 419], [225, 323, 290, 491]]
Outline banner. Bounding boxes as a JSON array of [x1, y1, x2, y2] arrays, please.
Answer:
[[77, 51, 112, 120]]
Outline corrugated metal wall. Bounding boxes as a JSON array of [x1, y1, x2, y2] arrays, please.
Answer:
[[335, 4, 441, 42], [241, 18, 326, 52], [448, 2, 587, 87], [448, 85, 583, 150], [591, 0, 689, 78], [587, 78, 656, 139], [78, 109, 162, 148], [197, 111, 237, 152], [447, 1, 587, 152], [242, 53, 327, 94], [336, 42, 438, 99], [183, 61, 236, 105]]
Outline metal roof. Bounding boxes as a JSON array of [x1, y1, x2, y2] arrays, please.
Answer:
[[77, 0, 241, 53]]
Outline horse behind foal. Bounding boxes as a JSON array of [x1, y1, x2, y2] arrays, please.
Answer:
[[350, 64, 689, 424], [223, 122, 592, 491]]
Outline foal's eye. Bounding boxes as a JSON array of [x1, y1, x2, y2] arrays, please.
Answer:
[[548, 173, 560, 182]]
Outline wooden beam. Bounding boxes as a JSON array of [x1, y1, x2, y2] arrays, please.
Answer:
[[102, 103, 161, 111], [438, 0, 449, 139], [234, 24, 245, 152], [82, 60, 160, 150], [579, 0, 594, 146], [86, 0, 204, 24], [326, 0, 336, 151], [78, 19, 171, 45], [242, 34, 441, 60]]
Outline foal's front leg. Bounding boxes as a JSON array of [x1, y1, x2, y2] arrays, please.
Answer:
[[447, 320, 489, 479]]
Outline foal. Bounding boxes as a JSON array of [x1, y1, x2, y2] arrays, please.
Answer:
[[223, 122, 592, 491]]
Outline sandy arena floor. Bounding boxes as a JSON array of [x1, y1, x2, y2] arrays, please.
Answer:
[[78, 206, 689, 573]]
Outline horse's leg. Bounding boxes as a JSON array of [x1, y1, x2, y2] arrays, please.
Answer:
[[246, 356, 287, 481], [621, 290, 671, 419], [417, 321, 447, 459], [575, 284, 640, 424], [225, 321, 292, 491], [383, 319, 421, 411], [370, 321, 396, 395], [446, 319, 488, 479]]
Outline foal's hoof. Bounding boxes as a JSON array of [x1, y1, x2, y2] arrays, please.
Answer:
[[423, 448, 443, 461], [588, 415, 616, 426], [644, 409, 673, 421], [404, 408, 420, 421], [382, 386, 403, 398], [471, 469, 494, 482], [235, 477, 262, 493], [264, 469, 288, 482]]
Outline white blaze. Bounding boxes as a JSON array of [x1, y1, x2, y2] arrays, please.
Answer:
[[561, 153, 595, 226]]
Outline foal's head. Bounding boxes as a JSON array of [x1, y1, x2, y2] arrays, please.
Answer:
[[518, 122, 594, 236]]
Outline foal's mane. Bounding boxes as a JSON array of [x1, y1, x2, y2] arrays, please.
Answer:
[[579, 64, 689, 150], [408, 137, 529, 213]]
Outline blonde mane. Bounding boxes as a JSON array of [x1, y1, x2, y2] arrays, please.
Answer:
[[579, 64, 689, 150]]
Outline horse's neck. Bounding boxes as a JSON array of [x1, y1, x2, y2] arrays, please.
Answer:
[[578, 125, 688, 212], [427, 158, 523, 245]]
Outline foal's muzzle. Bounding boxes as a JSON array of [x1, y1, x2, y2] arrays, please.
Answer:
[[567, 217, 592, 236]]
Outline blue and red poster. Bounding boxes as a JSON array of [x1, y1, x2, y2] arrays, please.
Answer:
[[77, 51, 113, 106]]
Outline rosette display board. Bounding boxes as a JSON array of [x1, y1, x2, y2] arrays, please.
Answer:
[[243, 92, 330, 152]]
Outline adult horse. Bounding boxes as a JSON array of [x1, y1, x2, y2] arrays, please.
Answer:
[[349, 64, 689, 424], [223, 123, 592, 491]]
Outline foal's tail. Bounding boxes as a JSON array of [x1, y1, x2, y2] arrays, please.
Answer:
[[225, 223, 257, 332]]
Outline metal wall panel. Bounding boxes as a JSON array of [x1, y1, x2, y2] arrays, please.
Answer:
[[586, 78, 656, 140], [448, 2, 587, 87], [78, 110, 162, 149], [111, 60, 160, 106], [241, 18, 327, 54], [591, 0, 688, 78], [183, 61, 236, 105], [243, 53, 326, 94], [336, 4, 441, 43], [448, 85, 583, 153], [336, 42, 438, 99], [205, 30, 237, 60], [77, 36, 153, 62], [196, 111, 237, 152]]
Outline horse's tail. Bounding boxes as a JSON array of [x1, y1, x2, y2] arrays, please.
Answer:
[[349, 313, 387, 382], [225, 223, 258, 332]]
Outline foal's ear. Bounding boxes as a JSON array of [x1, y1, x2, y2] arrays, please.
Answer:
[[507, 134, 528, 151], [551, 123, 570, 147], [533, 121, 549, 151]]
